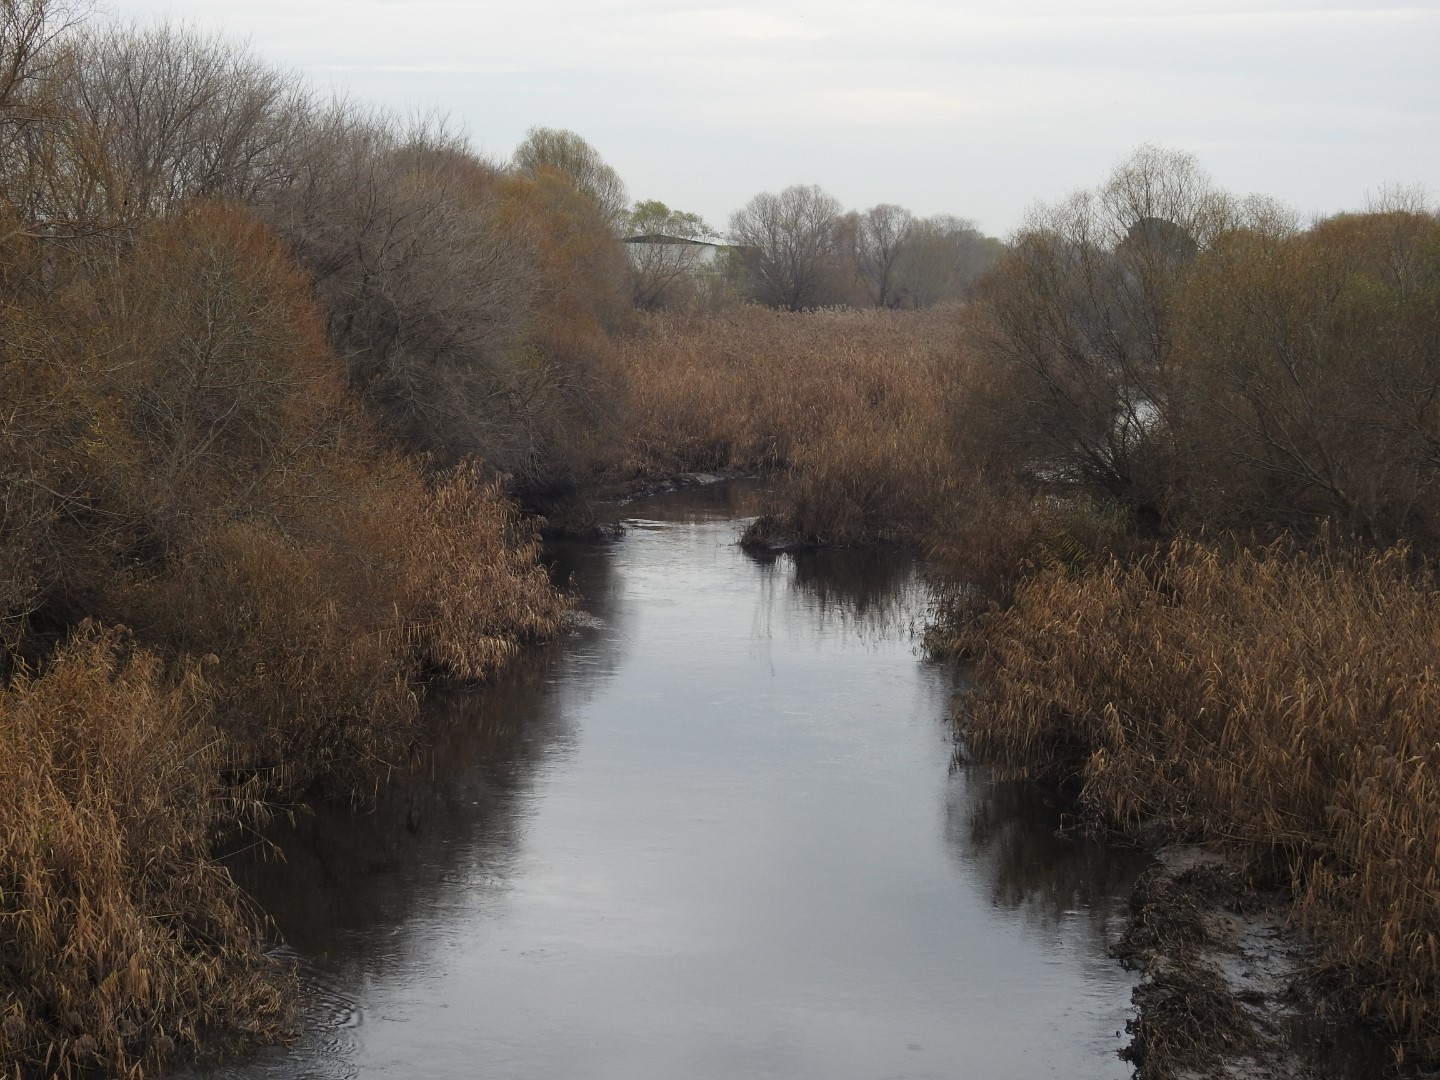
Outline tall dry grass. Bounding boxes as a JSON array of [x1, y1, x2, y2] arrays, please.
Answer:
[[613, 306, 976, 544], [961, 539, 1440, 1060], [0, 624, 291, 1078]]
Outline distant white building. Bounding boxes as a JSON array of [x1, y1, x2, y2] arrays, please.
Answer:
[[620, 234, 728, 267]]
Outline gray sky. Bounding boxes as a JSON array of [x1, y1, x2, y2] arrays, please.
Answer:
[[108, 0, 1439, 236]]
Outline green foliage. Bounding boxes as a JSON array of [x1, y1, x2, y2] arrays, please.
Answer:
[[625, 199, 712, 240], [511, 125, 628, 227]]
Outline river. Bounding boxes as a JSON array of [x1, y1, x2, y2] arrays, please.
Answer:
[[192, 482, 1146, 1080]]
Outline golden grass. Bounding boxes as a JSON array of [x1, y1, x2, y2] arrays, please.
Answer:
[[961, 539, 1440, 1061], [0, 624, 292, 1078], [612, 305, 977, 544], [112, 453, 571, 798]]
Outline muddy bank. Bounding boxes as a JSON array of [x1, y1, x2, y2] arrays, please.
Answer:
[[1114, 846, 1391, 1080]]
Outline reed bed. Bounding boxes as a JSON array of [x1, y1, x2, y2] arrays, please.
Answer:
[[613, 306, 976, 544], [0, 625, 292, 1078], [961, 539, 1440, 1060]]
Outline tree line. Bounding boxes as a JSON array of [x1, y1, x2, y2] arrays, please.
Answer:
[[619, 183, 1002, 312]]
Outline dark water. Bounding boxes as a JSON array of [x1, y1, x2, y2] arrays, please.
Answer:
[[195, 483, 1146, 1080]]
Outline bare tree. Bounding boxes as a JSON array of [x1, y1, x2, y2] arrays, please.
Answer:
[[728, 183, 843, 311], [1171, 206, 1440, 543], [0, 0, 84, 114], [0, 0, 92, 235], [851, 202, 915, 307], [261, 104, 550, 470], [968, 144, 1235, 509], [892, 215, 1001, 307], [50, 23, 307, 224]]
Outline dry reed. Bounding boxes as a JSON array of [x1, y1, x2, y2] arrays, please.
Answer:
[[0, 624, 292, 1078], [961, 538, 1440, 1061], [613, 306, 976, 545]]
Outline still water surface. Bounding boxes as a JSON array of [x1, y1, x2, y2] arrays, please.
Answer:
[[200, 483, 1144, 1080]]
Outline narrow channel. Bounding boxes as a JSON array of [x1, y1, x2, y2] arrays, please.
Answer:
[[193, 482, 1144, 1080]]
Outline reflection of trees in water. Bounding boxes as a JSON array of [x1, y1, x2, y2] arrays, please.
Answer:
[[544, 535, 621, 627], [948, 767, 1145, 941], [227, 539, 626, 963], [745, 546, 936, 642]]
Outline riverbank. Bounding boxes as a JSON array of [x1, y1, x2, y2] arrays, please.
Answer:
[[951, 538, 1440, 1071], [1114, 846, 1391, 1080], [0, 210, 573, 1077]]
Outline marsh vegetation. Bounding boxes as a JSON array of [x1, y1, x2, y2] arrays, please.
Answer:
[[1, 0, 1437, 1073]]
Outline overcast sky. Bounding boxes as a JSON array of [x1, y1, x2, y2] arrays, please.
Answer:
[[106, 0, 1438, 236]]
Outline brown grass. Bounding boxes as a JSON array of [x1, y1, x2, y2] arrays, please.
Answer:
[[960, 538, 1440, 1061], [0, 624, 292, 1078], [612, 306, 976, 545]]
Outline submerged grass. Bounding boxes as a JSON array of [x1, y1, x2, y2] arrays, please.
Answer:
[[960, 539, 1440, 1062]]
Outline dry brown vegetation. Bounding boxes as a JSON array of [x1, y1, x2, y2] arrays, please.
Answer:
[[2, 1, 1436, 1070], [937, 150, 1440, 1066], [0, 197, 571, 1075], [0, 625, 291, 1077], [2, 4, 587, 1072], [612, 305, 976, 545], [960, 540, 1440, 1060]]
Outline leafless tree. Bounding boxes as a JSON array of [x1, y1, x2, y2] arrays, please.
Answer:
[[892, 215, 1001, 307], [968, 144, 1235, 509], [728, 183, 844, 311], [850, 202, 915, 307], [261, 104, 549, 470], [622, 199, 715, 310], [0, 0, 83, 115], [1170, 205, 1440, 543], [0, 0, 91, 235], [49, 23, 307, 224]]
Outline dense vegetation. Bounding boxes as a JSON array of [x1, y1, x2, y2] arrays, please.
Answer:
[[608, 146, 1440, 1066], [0, 8, 584, 1075], [941, 153, 1440, 1064], [2, 0, 1437, 1073]]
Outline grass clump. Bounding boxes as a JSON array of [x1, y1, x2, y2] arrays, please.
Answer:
[[961, 539, 1440, 1061], [0, 624, 292, 1078]]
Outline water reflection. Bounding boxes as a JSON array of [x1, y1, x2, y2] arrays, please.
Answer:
[[194, 482, 1141, 1080], [950, 771, 1143, 938]]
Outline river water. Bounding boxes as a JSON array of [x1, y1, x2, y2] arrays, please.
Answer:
[[197, 482, 1146, 1080]]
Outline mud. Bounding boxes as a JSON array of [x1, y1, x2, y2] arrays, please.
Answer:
[[1113, 846, 1391, 1080]]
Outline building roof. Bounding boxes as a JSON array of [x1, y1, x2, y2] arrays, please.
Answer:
[[621, 233, 727, 247]]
